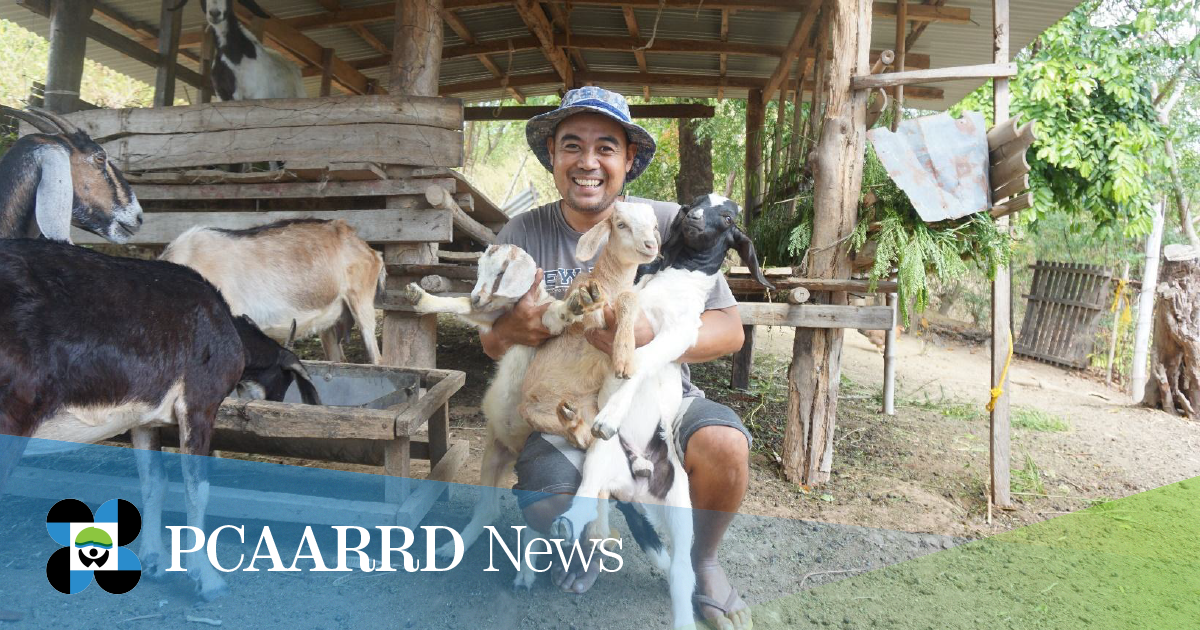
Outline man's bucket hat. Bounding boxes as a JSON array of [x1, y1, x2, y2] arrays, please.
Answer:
[[525, 86, 657, 182]]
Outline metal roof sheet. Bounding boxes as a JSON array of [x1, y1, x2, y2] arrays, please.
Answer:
[[0, 0, 1082, 108]]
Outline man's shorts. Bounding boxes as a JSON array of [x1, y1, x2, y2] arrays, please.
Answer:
[[511, 396, 751, 510]]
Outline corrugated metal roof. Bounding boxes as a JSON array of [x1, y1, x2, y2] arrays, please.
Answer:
[[0, 0, 1082, 109]]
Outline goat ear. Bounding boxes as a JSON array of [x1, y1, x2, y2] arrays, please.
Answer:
[[235, 380, 267, 400], [658, 208, 687, 267], [576, 220, 611, 261], [496, 254, 537, 299], [34, 145, 74, 243], [283, 356, 322, 406], [730, 226, 774, 290]]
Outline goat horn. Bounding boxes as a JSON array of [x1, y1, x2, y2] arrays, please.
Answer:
[[26, 106, 79, 135], [0, 105, 60, 135]]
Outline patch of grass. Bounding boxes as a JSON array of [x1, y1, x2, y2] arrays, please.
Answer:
[[941, 401, 985, 422], [1013, 407, 1071, 433], [1011, 452, 1046, 496]]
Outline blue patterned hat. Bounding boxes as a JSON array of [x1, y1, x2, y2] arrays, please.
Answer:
[[526, 86, 657, 182]]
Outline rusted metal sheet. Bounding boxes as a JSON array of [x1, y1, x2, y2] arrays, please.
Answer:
[[866, 111, 990, 222]]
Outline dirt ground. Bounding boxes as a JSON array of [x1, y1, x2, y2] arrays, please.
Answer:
[[423, 315, 1200, 539], [4, 315, 1198, 629]]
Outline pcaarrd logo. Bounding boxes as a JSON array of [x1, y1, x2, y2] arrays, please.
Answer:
[[45, 498, 142, 595]]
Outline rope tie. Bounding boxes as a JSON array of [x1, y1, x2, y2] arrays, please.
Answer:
[[986, 332, 1013, 412], [493, 40, 516, 117], [635, 0, 667, 51]]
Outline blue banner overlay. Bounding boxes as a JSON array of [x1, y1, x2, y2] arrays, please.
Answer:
[[0, 435, 1196, 629]]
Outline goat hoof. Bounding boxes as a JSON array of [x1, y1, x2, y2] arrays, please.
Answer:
[[549, 516, 575, 542], [591, 421, 617, 441], [403, 282, 425, 304], [198, 581, 230, 603]]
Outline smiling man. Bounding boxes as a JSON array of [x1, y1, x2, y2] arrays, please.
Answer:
[[480, 87, 752, 630]]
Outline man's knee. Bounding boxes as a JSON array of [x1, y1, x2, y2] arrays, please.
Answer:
[[685, 425, 750, 474], [522, 493, 572, 533]]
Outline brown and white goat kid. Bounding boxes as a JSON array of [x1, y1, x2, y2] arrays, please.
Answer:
[[551, 195, 773, 629], [432, 202, 659, 567], [406, 244, 605, 562], [0, 106, 142, 242], [162, 218, 385, 364]]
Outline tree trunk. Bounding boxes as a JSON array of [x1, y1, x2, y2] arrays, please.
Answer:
[[675, 117, 714, 205], [781, 0, 872, 486], [389, 0, 444, 95], [1142, 251, 1200, 418], [1131, 200, 1166, 401]]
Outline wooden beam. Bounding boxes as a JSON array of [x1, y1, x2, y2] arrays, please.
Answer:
[[92, 1, 200, 65], [763, 9, 819, 103], [442, 0, 970, 22], [548, 1, 590, 72], [905, 0, 947, 50], [152, 0, 183, 107], [20, 0, 202, 91], [464, 103, 715, 120], [850, 62, 1015, 90], [622, 6, 649, 97], [440, 9, 525, 102], [320, 47, 335, 96], [440, 71, 562, 95], [738, 303, 894, 329], [570, 70, 945, 100], [514, 0, 574, 87], [718, 8, 729, 100], [238, 7, 377, 95], [284, 3, 394, 30]]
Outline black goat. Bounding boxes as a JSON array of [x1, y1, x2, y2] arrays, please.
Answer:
[[0, 239, 318, 601], [0, 106, 142, 242]]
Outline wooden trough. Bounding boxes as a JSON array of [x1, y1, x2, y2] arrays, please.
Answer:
[[14, 362, 467, 528]]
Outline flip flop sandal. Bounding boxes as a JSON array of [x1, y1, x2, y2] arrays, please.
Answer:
[[693, 587, 749, 630]]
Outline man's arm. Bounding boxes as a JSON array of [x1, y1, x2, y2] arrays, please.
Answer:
[[584, 304, 744, 363], [479, 269, 553, 360]]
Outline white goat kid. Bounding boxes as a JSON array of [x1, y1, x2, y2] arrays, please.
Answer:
[[406, 244, 605, 562], [553, 195, 773, 629]]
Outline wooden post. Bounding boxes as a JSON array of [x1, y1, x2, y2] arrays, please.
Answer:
[[989, 0, 1013, 508], [45, 0, 94, 113], [731, 89, 766, 391], [781, 0, 873, 486], [1106, 262, 1130, 386], [881, 0, 905, 415], [389, 0, 444, 95], [1131, 199, 1166, 401], [153, 0, 183, 107], [199, 27, 215, 103], [320, 47, 335, 97]]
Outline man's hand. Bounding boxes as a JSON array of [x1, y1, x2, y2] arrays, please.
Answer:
[[481, 270, 553, 360], [584, 304, 655, 357]]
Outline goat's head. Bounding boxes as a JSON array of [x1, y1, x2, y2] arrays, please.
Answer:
[[470, 244, 539, 310], [663, 194, 774, 289], [231, 315, 322, 406], [199, 0, 270, 27], [576, 201, 659, 264], [0, 106, 142, 243]]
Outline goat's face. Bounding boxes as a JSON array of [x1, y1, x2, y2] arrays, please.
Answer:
[[471, 244, 538, 310], [231, 315, 322, 405], [663, 194, 773, 289], [577, 201, 659, 264], [64, 132, 143, 243], [201, 0, 230, 26]]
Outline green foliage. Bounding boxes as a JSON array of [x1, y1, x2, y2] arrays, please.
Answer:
[[1012, 408, 1071, 433], [0, 19, 152, 109]]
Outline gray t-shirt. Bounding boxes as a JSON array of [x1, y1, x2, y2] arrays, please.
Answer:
[[496, 195, 738, 398]]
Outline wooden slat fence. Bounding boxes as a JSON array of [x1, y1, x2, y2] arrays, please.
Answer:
[[1015, 261, 1113, 369]]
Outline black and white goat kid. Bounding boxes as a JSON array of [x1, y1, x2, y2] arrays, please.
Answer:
[[197, 0, 307, 101], [0, 106, 141, 242], [0, 239, 319, 601], [549, 194, 772, 629]]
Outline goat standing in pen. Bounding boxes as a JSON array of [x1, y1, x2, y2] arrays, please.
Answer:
[[162, 218, 386, 364], [0, 239, 320, 602], [551, 195, 773, 630], [197, 0, 306, 101], [0, 106, 141, 242]]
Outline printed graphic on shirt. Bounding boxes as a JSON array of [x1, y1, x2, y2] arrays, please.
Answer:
[[544, 266, 591, 296]]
